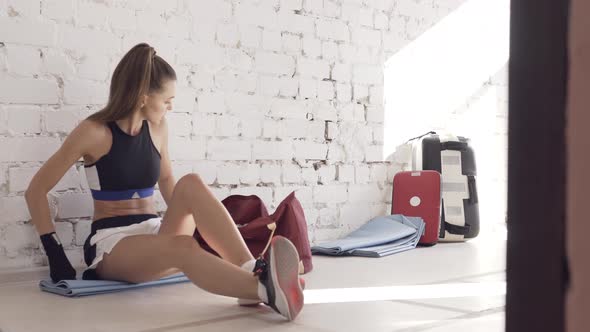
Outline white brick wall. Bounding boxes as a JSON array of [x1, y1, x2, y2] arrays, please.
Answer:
[[0, 137, 61, 162], [208, 139, 251, 161], [6, 45, 42, 76], [317, 19, 350, 42], [1, 105, 42, 135], [0, 18, 56, 46], [63, 80, 108, 105], [217, 164, 242, 185], [0, 196, 30, 225], [9, 165, 79, 193], [0, 0, 506, 270], [0, 77, 59, 104], [314, 185, 348, 204], [56, 193, 93, 219], [3, 224, 39, 258], [260, 164, 282, 184], [43, 107, 88, 134], [239, 163, 260, 185], [255, 52, 295, 75]]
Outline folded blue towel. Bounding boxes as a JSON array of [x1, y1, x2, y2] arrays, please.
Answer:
[[39, 273, 190, 297], [311, 215, 425, 257]]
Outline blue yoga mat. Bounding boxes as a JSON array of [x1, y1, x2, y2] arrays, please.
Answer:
[[39, 273, 190, 297], [311, 214, 425, 257]]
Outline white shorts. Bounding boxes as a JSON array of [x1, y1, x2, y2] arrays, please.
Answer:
[[84, 215, 162, 270]]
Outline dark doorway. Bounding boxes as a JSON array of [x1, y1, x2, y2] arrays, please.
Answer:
[[506, 0, 569, 331]]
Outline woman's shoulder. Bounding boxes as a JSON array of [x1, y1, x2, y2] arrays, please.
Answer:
[[65, 119, 111, 153], [55, 119, 111, 160]]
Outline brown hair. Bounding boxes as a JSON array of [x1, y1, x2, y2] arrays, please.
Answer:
[[87, 43, 177, 122]]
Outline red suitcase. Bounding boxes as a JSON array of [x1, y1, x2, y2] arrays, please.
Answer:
[[392, 170, 442, 246]]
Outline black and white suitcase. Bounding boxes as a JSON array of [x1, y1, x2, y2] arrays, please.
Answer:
[[408, 132, 480, 242]]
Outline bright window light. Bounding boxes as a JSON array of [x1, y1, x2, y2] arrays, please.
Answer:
[[304, 282, 506, 304], [383, 0, 510, 155]]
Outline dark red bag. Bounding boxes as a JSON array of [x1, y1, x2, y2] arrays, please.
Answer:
[[193, 191, 313, 274]]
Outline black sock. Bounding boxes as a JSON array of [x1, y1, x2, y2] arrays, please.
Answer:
[[40, 232, 76, 282]]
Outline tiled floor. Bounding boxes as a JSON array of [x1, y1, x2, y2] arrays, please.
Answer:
[[0, 230, 506, 332]]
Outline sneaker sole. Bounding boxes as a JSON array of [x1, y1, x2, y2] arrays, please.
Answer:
[[269, 236, 304, 320], [238, 278, 306, 307]]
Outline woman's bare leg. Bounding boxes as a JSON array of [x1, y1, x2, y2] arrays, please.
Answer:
[[158, 173, 255, 267], [96, 234, 260, 300]]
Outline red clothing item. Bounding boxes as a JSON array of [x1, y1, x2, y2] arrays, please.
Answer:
[[193, 191, 313, 274]]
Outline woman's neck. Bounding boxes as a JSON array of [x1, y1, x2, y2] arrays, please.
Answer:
[[115, 114, 144, 136]]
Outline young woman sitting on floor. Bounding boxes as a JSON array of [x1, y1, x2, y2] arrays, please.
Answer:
[[25, 43, 304, 321]]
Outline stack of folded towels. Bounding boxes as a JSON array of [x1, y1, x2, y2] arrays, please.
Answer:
[[311, 214, 425, 257]]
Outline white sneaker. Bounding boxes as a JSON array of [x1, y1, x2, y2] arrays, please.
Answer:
[[254, 236, 304, 320]]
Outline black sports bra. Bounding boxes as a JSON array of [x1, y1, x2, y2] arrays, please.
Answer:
[[84, 120, 161, 201]]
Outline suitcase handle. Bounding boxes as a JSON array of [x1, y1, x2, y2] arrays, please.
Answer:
[[441, 141, 468, 151], [439, 199, 446, 238], [405, 131, 436, 143], [467, 175, 478, 204]]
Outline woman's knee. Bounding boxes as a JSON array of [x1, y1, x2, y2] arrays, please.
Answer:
[[176, 173, 206, 196], [178, 173, 205, 188]]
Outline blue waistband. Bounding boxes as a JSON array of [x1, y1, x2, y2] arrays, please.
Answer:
[[90, 187, 155, 201]]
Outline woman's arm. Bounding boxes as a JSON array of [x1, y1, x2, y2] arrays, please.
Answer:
[[25, 120, 99, 281], [157, 117, 176, 205], [25, 120, 96, 235]]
